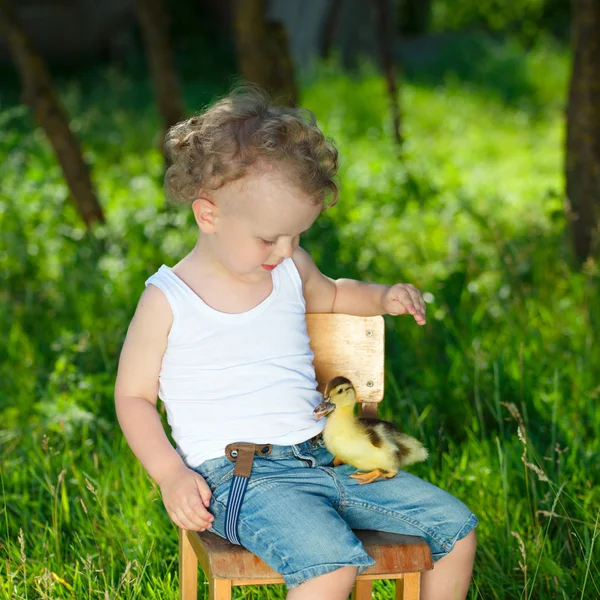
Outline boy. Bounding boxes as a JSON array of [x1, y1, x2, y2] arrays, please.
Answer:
[[115, 86, 476, 599]]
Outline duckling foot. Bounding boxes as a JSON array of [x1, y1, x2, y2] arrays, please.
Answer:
[[333, 457, 346, 467], [350, 469, 397, 484]]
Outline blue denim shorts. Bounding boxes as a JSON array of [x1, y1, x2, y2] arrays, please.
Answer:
[[194, 437, 477, 589]]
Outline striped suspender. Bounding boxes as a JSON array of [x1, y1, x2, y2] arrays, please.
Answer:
[[225, 474, 248, 545], [224, 443, 272, 545]]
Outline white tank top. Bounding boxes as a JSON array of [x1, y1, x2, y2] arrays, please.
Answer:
[[145, 258, 324, 468]]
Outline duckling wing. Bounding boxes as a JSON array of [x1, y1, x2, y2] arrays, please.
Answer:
[[355, 417, 389, 448], [356, 417, 400, 442], [357, 418, 428, 468]]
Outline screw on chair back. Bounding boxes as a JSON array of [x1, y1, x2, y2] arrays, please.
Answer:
[[306, 313, 384, 419], [179, 313, 432, 600]]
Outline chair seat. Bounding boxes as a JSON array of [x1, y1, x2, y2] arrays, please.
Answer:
[[189, 529, 433, 581]]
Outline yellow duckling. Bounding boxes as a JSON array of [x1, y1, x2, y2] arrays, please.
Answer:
[[313, 376, 428, 484]]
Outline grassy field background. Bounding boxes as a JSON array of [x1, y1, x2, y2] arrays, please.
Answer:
[[1, 33, 599, 598]]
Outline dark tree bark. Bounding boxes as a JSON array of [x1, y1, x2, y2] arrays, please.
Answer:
[[320, 0, 343, 59], [374, 0, 402, 146], [134, 0, 184, 147], [233, 0, 297, 106], [398, 0, 431, 36], [0, 1, 105, 227], [565, 0, 600, 264]]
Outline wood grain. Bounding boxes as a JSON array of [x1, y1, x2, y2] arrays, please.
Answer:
[[306, 314, 385, 404], [397, 571, 421, 600], [179, 528, 198, 600], [189, 529, 432, 581], [352, 579, 373, 599]]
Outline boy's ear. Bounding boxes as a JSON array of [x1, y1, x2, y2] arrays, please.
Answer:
[[192, 194, 219, 233]]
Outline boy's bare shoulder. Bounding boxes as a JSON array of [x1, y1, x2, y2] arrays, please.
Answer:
[[292, 247, 336, 313], [135, 283, 174, 333], [292, 246, 318, 283]]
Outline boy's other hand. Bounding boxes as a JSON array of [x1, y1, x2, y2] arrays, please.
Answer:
[[158, 464, 215, 531], [383, 283, 427, 325]]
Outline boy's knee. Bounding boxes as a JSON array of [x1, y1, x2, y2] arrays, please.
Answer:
[[454, 529, 477, 558], [287, 566, 358, 599], [308, 565, 358, 587], [331, 565, 359, 584], [462, 529, 477, 547]]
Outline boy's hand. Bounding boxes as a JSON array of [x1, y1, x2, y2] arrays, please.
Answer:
[[383, 284, 427, 325], [158, 464, 215, 531]]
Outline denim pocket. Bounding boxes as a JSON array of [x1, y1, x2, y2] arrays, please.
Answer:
[[195, 459, 233, 491], [214, 466, 235, 492]]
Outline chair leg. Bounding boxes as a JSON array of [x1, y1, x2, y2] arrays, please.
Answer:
[[396, 572, 420, 600], [208, 578, 232, 600], [179, 529, 198, 600], [351, 579, 373, 599]]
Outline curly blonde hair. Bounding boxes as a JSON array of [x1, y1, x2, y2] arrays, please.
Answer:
[[163, 84, 339, 207]]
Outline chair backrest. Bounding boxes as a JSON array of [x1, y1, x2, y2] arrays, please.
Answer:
[[306, 314, 385, 411]]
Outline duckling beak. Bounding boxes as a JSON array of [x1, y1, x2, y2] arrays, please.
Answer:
[[313, 396, 336, 419]]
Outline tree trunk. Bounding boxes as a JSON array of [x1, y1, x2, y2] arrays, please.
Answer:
[[565, 0, 600, 264], [398, 0, 431, 36], [134, 0, 184, 148], [374, 0, 402, 146], [0, 2, 105, 227], [233, 0, 297, 106], [320, 0, 343, 59]]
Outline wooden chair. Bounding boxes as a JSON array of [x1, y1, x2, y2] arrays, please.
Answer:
[[179, 314, 433, 599]]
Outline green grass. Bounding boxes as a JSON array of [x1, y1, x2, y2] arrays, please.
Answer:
[[1, 34, 599, 598]]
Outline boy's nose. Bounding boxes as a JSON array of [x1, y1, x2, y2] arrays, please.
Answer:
[[276, 240, 294, 259], [280, 245, 293, 259]]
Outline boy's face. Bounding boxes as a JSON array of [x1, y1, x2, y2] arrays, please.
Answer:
[[198, 165, 322, 282]]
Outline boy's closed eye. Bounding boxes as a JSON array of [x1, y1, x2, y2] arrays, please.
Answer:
[[260, 228, 310, 248]]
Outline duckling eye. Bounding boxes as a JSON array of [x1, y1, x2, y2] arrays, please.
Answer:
[[337, 388, 343, 394]]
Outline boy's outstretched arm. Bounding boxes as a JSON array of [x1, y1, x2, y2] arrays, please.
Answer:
[[293, 247, 426, 324]]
